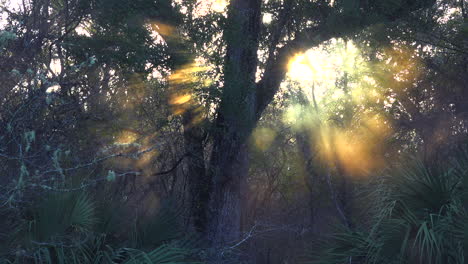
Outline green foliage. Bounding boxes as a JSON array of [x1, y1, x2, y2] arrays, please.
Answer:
[[134, 200, 183, 248], [307, 155, 467, 264], [122, 244, 200, 264], [0, 30, 17, 48], [1, 191, 202, 264], [30, 192, 97, 242]]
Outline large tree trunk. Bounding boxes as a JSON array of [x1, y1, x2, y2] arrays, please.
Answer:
[[205, 0, 261, 257], [208, 141, 249, 250]]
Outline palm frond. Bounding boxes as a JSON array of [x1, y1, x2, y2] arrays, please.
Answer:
[[306, 154, 466, 264], [31, 192, 96, 243]]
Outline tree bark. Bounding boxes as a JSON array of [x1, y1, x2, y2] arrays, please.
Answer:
[[183, 109, 210, 232], [206, 0, 261, 257]]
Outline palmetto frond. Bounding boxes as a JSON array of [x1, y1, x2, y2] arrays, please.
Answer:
[[30, 191, 97, 243], [2, 192, 202, 264], [307, 155, 467, 264]]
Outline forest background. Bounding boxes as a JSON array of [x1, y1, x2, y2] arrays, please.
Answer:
[[0, 0, 467, 263]]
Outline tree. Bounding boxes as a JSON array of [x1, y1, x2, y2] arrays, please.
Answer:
[[3, 0, 459, 262], [177, 0, 439, 256]]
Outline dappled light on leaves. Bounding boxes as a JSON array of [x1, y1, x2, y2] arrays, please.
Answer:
[[262, 13, 273, 24], [351, 76, 381, 104], [75, 21, 91, 36], [103, 133, 160, 181], [376, 45, 423, 91], [190, 0, 229, 16], [115, 130, 139, 144]]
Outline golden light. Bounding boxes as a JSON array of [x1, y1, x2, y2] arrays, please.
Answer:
[[105, 133, 160, 179], [151, 22, 175, 37], [283, 104, 304, 129], [211, 0, 228, 12], [377, 45, 422, 91], [286, 45, 343, 103], [315, 113, 393, 177], [169, 94, 191, 105], [288, 54, 314, 83], [168, 63, 208, 85], [136, 137, 159, 176], [186, 0, 229, 17], [251, 127, 277, 151], [283, 39, 400, 177], [148, 21, 176, 45], [115, 131, 139, 144], [167, 62, 209, 130]]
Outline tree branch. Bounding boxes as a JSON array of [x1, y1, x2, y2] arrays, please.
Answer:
[[152, 153, 189, 176]]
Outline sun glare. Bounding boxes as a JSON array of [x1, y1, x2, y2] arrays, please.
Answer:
[[211, 0, 228, 12], [194, 0, 228, 15], [262, 13, 273, 24], [287, 48, 334, 103], [288, 54, 314, 82], [283, 39, 401, 177]]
